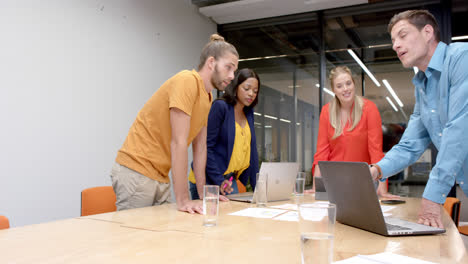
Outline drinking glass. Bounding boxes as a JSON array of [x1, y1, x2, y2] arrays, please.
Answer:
[[298, 202, 336, 264], [203, 185, 219, 226]]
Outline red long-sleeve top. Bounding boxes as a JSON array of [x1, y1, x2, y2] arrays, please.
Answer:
[[312, 99, 384, 175]]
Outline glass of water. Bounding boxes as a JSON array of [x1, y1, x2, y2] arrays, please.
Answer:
[[203, 185, 219, 227], [298, 202, 336, 264], [295, 172, 306, 196], [255, 172, 268, 207]]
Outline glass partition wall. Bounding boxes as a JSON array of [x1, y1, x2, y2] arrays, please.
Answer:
[[218, 0, 462, 186], [222, 18, 321, 173]]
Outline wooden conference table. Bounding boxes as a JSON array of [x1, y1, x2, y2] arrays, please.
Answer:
[[0, 195, 466, 263]]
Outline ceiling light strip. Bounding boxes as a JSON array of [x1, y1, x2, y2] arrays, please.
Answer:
[[347, 49, 381, 87], [386, 97, 398, 112], [323, 88, 335, 97], [382, 79, 403, 107], [264, 114, 278, 120], [452, 35, 468, 41]]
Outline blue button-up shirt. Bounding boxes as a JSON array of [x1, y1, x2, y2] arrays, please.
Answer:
[[377, 42, 468, 204]]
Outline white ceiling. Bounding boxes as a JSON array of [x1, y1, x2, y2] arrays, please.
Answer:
[[199, 0, 368, 24]]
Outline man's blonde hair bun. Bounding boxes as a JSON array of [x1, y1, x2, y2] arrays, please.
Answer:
[[198, 33, 238, 70], [210, 33, 225, 42]]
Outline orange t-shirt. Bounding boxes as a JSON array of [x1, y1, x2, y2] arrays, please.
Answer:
[[116, 70, 212, 183], [312, 99, 384, 175]]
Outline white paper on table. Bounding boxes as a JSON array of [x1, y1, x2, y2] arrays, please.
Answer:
[[270, 203, 298, 210], [229, 207, 287, 219], [380, 205, 396, 213], [365, 253, 438, 264], [273, 211, 299, 222], [297, 202, 329, 221], [313, 201, 330, 205], [299, 210, 326, 221], [333, 252, 438, 264], [333, 256, 378, 264]]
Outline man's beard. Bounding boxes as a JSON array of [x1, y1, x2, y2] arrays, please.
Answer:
[[210, 65, 225, 91]]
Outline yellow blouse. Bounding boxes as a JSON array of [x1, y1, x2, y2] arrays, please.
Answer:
[[224, 121, 251, 178], [188, 121, 251, 183]]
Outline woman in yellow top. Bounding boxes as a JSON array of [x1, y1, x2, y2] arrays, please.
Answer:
[[189, 68, 260, 199]]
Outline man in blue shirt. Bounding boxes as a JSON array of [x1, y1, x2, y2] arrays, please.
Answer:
[[370, 10, 468, 228]]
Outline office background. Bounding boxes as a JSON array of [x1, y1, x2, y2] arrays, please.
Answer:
[[1, 0, 467, 227], [0, 0, 216, 227]]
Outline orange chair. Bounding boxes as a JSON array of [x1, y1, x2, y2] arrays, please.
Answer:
[[81, 186, 117, 216], [237, 179, 246, 193], [459, 225, 468, 236], [0, 215, 10, 230], [442, 197, 468, 236], [443, 197, 461, 227]]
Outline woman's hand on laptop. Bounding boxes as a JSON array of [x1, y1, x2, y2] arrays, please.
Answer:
[[304, 172, 318, 194]]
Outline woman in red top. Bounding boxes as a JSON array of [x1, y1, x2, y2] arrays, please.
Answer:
[[309, 66, 398, 198]]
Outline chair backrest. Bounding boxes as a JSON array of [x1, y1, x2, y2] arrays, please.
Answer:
[[81, 186, 117, 216], [0, 215, 10, 230], [443, 197, 461, 227], [237, 179, 246, 193]]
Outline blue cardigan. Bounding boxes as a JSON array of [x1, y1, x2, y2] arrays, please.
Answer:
[[205, 100, 259, 189]]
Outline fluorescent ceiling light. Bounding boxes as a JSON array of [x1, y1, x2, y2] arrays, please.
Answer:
[[323, 88, 335, 97], [255, 113, 296, 125], [452, 35, 468, 41], [265, 125, 272, 128], [386, 97, 398, 112], [254, 122, 262, 126], [382, 79, 403, 107], [315, 83, 335, 96], [288, 85, 301, 88], [296, 123, 300, 126], [239, 54, 287, 62], [413, 67, 418, 74], [347, 49, 381, 87]]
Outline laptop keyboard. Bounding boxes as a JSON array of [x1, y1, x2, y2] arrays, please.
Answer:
[[386, 223, 412, 231]]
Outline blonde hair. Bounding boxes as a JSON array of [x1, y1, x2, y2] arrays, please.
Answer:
[[328, 66, 364, 139], [197, 33, 239, 70]]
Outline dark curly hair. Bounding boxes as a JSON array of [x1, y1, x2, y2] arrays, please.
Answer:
[[220, 68, 260, 109]]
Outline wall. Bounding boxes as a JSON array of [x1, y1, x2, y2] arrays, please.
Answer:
[[0, 0, 216, 227]]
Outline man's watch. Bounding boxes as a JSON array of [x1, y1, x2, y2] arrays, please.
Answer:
[[370, 164, 383, 180]]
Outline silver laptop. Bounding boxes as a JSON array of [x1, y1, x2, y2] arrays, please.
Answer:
[[319, 161, 445, 236], [228, 162, 299, 203]]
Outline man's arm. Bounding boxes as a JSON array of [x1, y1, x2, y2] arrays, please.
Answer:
[[376, 92, 431, 179], [170, 107, 203, 214], [192, 126, 207, 199]]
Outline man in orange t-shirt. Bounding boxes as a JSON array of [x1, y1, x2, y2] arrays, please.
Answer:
[[111, 34, 238, 214]]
